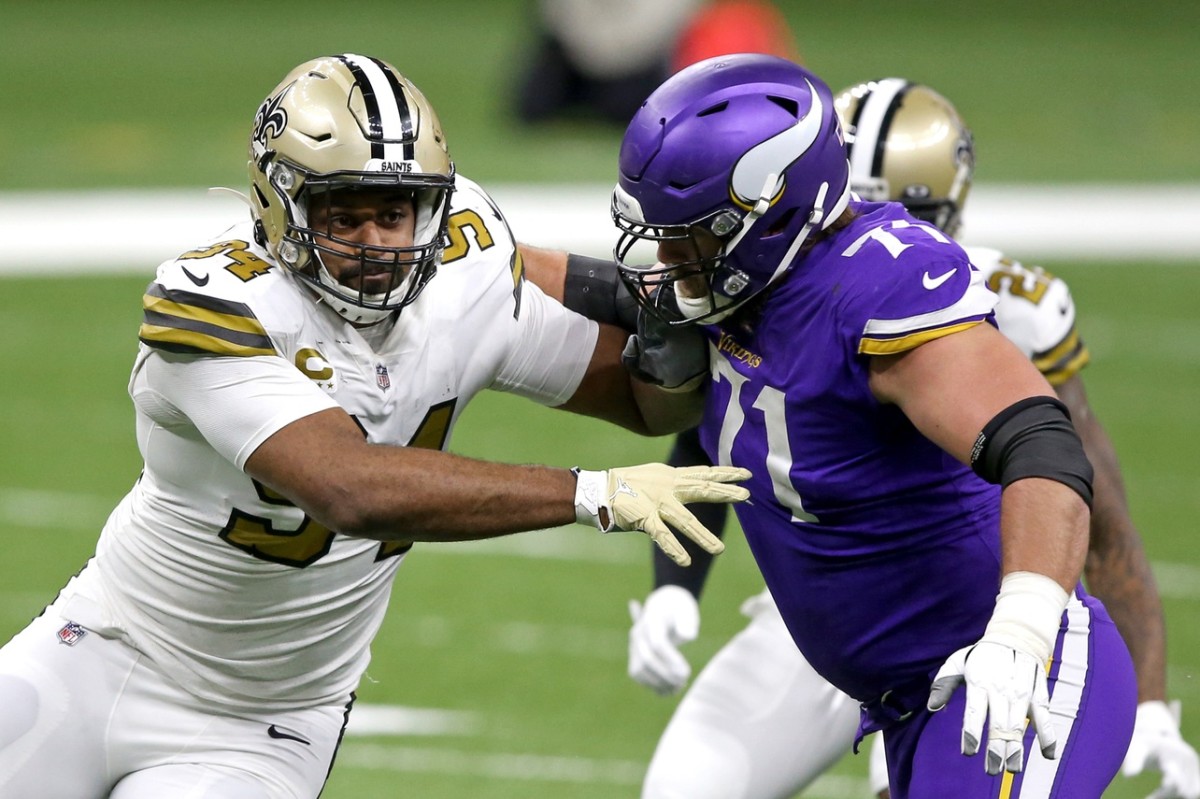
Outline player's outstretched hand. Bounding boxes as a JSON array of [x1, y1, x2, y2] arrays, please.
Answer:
[[573, 464, 751, 566], [927, 571, 1070, 776], [628, 585, 700, 694], [1122, 700, 1200, 799]]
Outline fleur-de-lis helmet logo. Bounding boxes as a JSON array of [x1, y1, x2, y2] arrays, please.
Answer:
[[252, 85, 291, 150]]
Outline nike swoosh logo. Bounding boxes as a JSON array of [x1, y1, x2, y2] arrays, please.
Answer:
[[181, 265, 210, 286], [730, 79, 824, 207], [267, 725, 311, 745], [922, 268, 957, 290]]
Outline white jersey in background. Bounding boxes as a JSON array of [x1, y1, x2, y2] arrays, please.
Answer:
[[54, 174, 598, 715]]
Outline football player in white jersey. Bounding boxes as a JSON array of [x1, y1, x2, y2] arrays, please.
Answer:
[[0, 54, 752, 799], [524, 78, 1198, 799]]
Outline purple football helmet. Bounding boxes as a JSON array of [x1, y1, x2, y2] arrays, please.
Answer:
[[612, 54, 851, 325]]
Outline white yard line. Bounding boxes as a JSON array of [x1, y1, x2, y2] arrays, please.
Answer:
[[344, 704, 480, 737], [1, 185, 1197, 276], [5, 488, 1200, 595], [0, 487, 114, 530], [337, 743, 872, 797]]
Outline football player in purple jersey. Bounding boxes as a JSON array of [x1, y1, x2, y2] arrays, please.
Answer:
[[523, 70, 1200, 798], [606, 54, 1137, 799]]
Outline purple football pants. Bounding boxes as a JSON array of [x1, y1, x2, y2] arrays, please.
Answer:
[[881, 591, 1136, 799]]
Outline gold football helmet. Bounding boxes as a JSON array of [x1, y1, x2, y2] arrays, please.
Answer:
[[248, 54, 455, 324], [834, 79, 974, 237]]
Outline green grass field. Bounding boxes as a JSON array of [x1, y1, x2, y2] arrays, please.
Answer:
[[2, 1, 1199, 795], [2, 1, 1198, 190], [1, 262, 1198, 798]]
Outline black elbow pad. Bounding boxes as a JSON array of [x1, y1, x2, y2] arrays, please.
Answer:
[[564, 254, 638, 332], [969, 396, 1094, 508]]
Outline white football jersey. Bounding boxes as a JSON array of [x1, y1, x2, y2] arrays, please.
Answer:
[[966, 246, 1090, 385], [58, 175, 598, 713]]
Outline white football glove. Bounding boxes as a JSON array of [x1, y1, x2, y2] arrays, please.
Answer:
[[573, 464, 750, 566], [1122, 700, 1200, 799], [928, 571, 1068, 775], [627, 585, 700, 695]]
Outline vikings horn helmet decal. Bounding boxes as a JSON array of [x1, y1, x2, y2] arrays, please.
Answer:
[[612, 54, 850, 326]]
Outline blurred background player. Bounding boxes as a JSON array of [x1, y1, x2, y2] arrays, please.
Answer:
[[512, 0, 795, 125], [513, 0, 699, 125], [623, 77, 1200, 799]]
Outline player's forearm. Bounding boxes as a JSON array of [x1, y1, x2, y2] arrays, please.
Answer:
[[1062, 376, 1169, 701], [247, 408, 579, 541], [999, 478, 1090, 592], [631, 378, 705, 435], [341, 447, 579, 541], [1085, 525, 1166, 701], [1084, 443, 1167, 701]]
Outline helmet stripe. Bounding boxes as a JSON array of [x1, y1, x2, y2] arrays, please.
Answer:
[[338, 53, 415, 163], [848, 78, 910, 181]]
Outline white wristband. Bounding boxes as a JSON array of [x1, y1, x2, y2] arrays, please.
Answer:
[[572, 468, 614, 532], [982, 571, 1070, 663]]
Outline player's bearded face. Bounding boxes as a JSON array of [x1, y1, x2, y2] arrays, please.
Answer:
[[307, 188, 418, 294], [656, 227, 723, 299]]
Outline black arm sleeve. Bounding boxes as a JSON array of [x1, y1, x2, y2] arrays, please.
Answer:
[[652, 427, 729, 598], [563, 254, 639, 332], [970, 396, 1094, 508]]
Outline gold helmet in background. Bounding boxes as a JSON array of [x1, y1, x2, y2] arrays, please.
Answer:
[[248, 53, 455, 324], [834, 78, 974, 237]]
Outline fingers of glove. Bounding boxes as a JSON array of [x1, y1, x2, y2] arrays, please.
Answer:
[[628, 615, 691, 694], [642, 585, 701, 645], [961, 680, 989, 760], [1158, 739, 1200, 799], [1028, 672, 1058, 761], [628, 599, 642, 625], [644, 518, 691, 566], [670, 466, 753, 486], [655, 498, 724, 555], [671, 480, 752, 505], [928, 647, 969, 712]]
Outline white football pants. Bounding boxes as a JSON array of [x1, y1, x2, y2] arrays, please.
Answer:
[[642, 589, 863, 799], [0, 600, 348, 799]]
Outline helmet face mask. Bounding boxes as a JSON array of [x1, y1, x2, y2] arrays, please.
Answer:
[[834, 78, 975, 238], [248, 54, 455, 325], [612, 205, 749, 325], [611, 54, 851, 327]]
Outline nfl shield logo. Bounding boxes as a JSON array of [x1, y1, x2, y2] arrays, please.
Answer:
[[375, 363, 391, 391], [57, 621, 87, 646]]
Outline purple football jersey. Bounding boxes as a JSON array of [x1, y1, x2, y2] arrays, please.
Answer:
[[698, 201, 1003, 704]]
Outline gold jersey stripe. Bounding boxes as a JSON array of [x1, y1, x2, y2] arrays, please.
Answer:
[[1044, 347, 1091, 386], [858, 320, 982, 356], [143, 293, 269, 337], [139, 282, 275, 357], [1032, 328, 1090, 385], [138, 323, 277, 357]]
